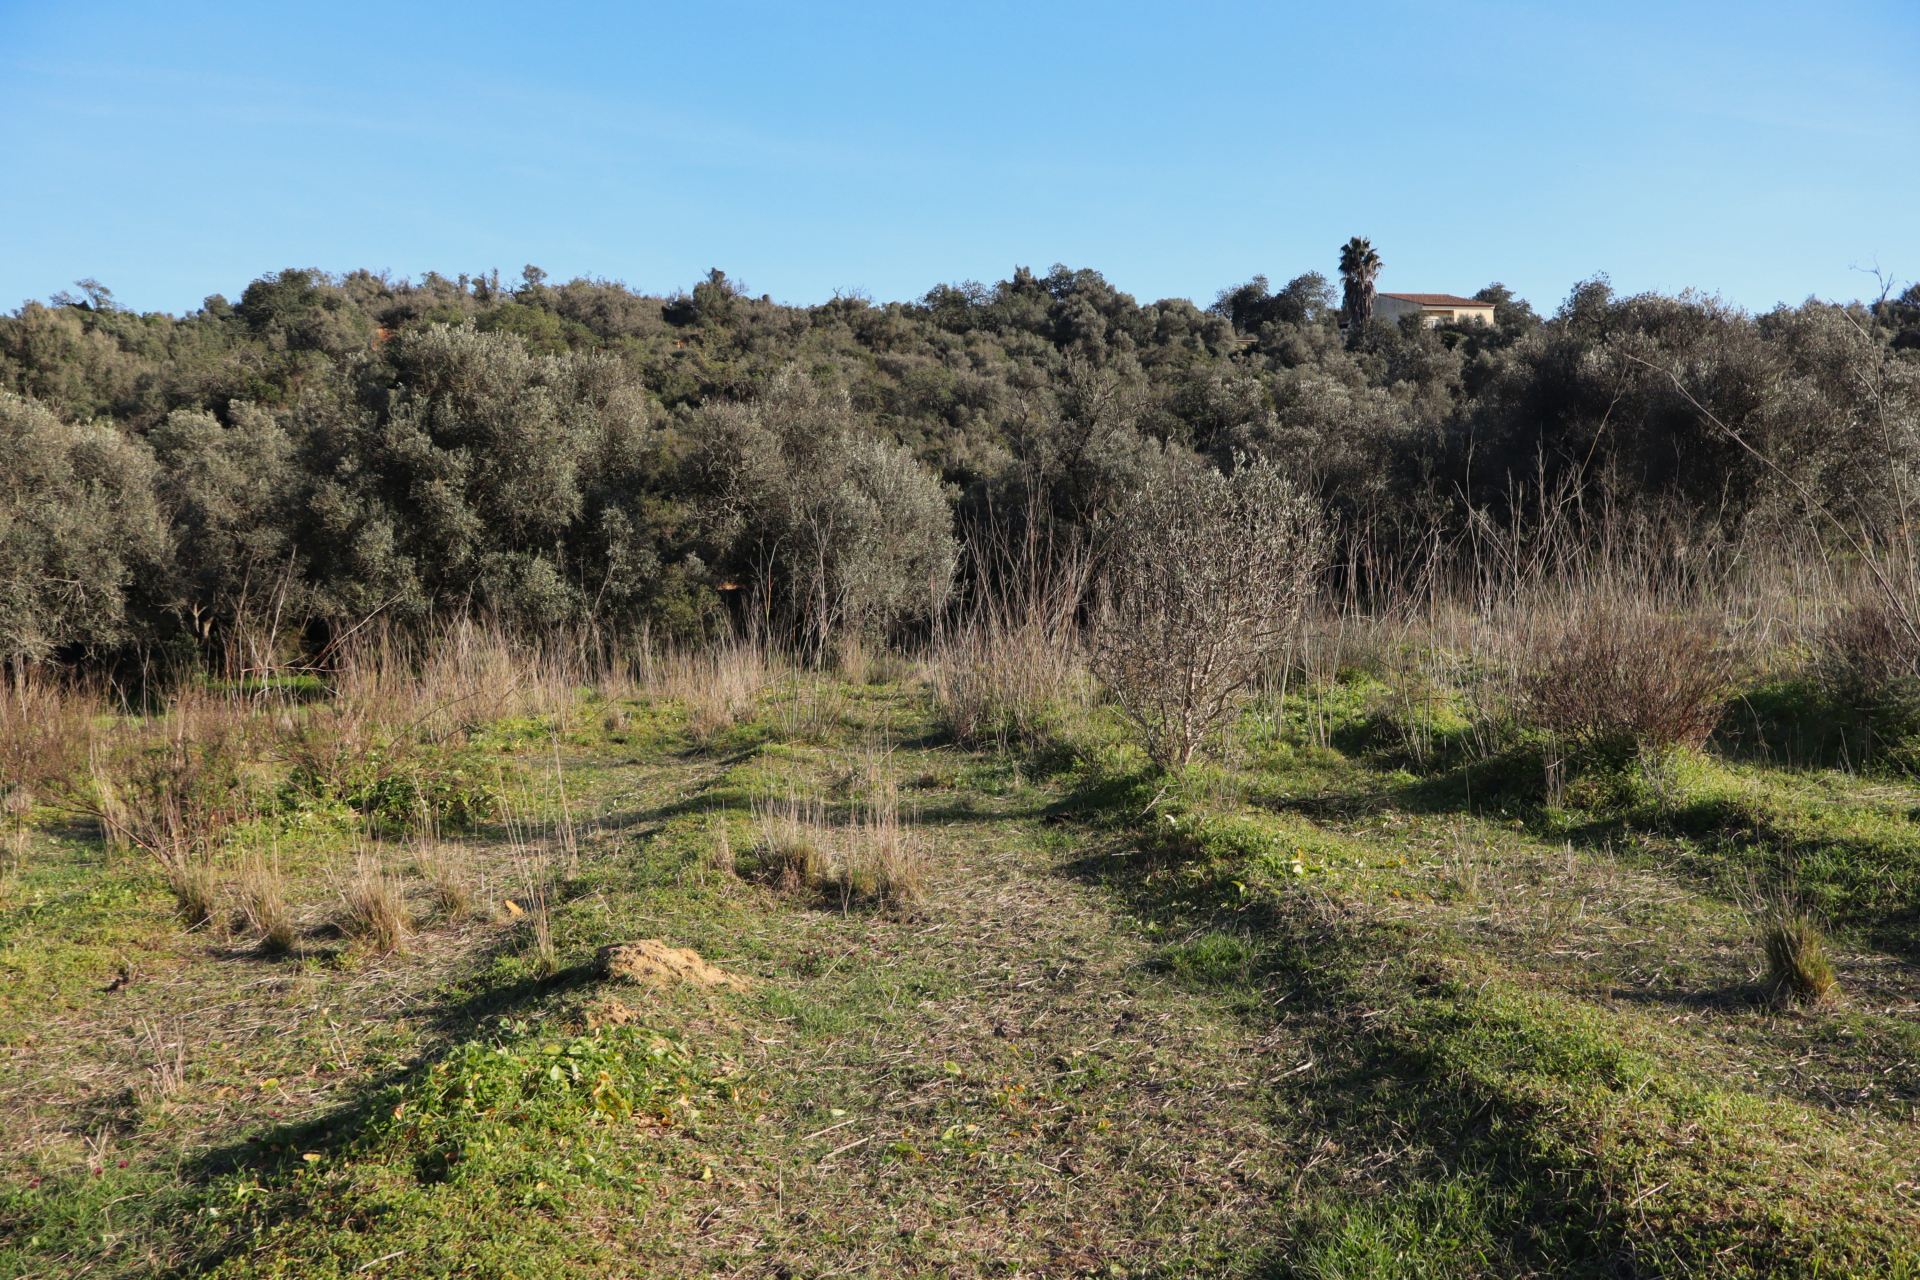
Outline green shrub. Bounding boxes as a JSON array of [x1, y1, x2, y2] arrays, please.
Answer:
[[286, 745, 500, 832]]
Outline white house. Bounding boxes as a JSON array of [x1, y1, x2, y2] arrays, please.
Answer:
[[1373, 293, 1496, 327]]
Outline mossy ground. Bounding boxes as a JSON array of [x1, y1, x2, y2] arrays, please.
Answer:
[[5, 668, 1920, 1277]]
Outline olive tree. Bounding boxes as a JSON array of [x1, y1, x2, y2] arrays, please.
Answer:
[[149, 402, 304, 659], [0, 391, 163, 662], [690, 366, 957, 652], [1092, 456, 1323, 768], [293, 324, 663, 628]]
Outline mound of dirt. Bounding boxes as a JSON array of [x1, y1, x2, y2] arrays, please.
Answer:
[[595, 940, 754, 989], [583, 998, 637, 1030]]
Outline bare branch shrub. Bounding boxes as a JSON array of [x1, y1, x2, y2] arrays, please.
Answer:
[[1091, 458, 1324, 768], [1816, 597, 1920, 712], [1520, 607, 1734, 755], [520, 862, 557, 977]]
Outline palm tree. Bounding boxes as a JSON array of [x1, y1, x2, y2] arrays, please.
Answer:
[[1338, 237, 1381, 347]]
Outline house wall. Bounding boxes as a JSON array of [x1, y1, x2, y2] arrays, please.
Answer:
[[1372, 296, 1495, 328], [1374, 295, 1424, 323]]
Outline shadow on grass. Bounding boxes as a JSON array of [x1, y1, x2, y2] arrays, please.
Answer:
[[1054, 822, 1661, 1275]]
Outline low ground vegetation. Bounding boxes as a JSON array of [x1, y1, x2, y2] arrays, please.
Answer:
[[7, 534, 1920, 1277]]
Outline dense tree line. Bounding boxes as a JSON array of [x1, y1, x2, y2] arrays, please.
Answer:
[[2, 257, 1917, 665]]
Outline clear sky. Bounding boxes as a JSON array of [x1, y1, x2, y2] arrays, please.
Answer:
[[1, 1, 1914, 318]]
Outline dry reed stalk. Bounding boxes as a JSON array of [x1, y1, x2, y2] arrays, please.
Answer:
[[137, 1017, 188, 1103], [413, 836, 474, 919], [510, 846, 558, 976], [839, 783, 924, 912], [335, 851, 411, 952], [707, 808, 738, 880], [929, 525, 1092, 754], [494, 778, 563, 975], [769, 675, 847, 744], [549, 743, 580, 876], [234, 850, 295, 952], [643, 641, 770, 746]]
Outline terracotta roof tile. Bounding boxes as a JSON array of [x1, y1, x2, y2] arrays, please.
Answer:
[[1379, 293, 1490, 307]]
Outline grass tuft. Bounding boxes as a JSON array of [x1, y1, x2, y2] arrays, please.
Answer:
[[335, 851, 411, 953], [233, 851, 294, 953], [1761, 901, 1838, 1005], [836, 785, 925, 912], [412, 837, 474, 919], [752, 792, 830, 892]]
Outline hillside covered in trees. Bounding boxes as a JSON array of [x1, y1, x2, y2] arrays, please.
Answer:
[[5, 259, 1919, 664]]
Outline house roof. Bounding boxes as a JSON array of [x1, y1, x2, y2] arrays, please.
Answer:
[[1379, 293, 1492, 308]]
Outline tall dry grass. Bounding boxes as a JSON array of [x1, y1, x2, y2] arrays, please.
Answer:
[[752, 791, 831, 892], [749, 781, 924, 912], [234, 850, 295, 953], [837, 784, 925, 911], [633, 640, 771, 747], [927, 529, 1092, 755], [1282, 497, 1860, 772], [285, 619, 600, 811], [0, 620, 654, 937], [334, 850, 411, 953], [0, 670, 96, 814], [412, 831, 475, 919], [84, 685, 264, 925]]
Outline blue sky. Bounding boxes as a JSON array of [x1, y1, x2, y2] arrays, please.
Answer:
[[1, 1, 1914, 318]]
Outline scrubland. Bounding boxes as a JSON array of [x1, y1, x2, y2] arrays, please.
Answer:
[[4, 529, 1920, 1280]]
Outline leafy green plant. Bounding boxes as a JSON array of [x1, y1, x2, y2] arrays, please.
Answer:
[[366, 1024, 733, 1193], [286, 744, 500, 832]]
